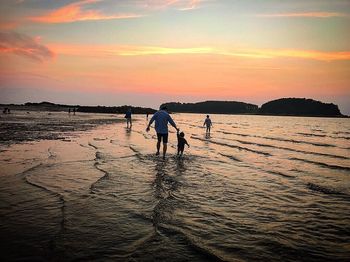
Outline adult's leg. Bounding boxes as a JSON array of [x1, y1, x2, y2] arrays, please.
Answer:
[[156, 133, 161, 155], [163, 143, 167, 159], [156, 141, 160, 155], [162, 133, 169, 159]]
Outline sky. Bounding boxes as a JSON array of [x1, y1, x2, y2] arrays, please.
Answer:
[[0, 0, 349, 114]]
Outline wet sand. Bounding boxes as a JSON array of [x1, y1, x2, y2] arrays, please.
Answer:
[[1, 112, 349, 261]]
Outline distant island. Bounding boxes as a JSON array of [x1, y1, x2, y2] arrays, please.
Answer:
[[161, 101, 258, 114], [2, 102, 156, 115], [259, 98, 342, 117], [1, 98, 346, 117], [162, 98, 345, 117]]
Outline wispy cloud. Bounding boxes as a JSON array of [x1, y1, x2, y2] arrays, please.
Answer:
[[0, 31, 54, 62], [220, 48, 350, 61], [49, 43, 350, 61], [257, 12, 349, 18], [0, 21, 19, 30], [178, 0, 201, 11], [29, 0, 142, 24], [144, 0, 202, 11], [49, 43, 213, 57], [117, 46, 213, 55]]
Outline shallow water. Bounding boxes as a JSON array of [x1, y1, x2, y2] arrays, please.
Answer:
[[0, 112, 349, 261]]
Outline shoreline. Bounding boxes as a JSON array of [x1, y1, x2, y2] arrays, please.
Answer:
[[0, 111, 123, 147], [1, 106, 348, 119], [169, 111, 349, 118]]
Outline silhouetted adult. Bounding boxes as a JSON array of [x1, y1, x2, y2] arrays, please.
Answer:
[[146, 106, 179, 159], [125, 108, 132, 128]]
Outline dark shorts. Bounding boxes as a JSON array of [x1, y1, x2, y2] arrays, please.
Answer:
[[157, 133, 168, 143]]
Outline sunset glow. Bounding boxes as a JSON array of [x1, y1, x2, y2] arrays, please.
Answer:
[[1, 0, 350, 113]]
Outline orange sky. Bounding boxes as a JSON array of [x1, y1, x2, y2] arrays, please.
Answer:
[[1, 0, 350, 113]]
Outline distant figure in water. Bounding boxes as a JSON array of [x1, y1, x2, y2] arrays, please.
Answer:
[[73, 108, 76, 115], [146, 106, 179, 160], [125, 108, 132, 128], [68, 108, 71, 114], [177, 130, 190, 157], [203, 115, 212, 134], [3, 108, 8, 114]]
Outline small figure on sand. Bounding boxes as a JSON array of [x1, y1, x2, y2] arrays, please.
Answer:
[[68, 108, 71, 114], [73, 108, 76, 115], [177, 130, 190, 158], [146, 113, 149, 120], [146, 106, 179, 160], [125, 108, 132, 128], [203, 115, 212, 134]]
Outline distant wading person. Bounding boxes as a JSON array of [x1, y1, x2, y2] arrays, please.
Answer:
[[203, 115, 212, 134], [146, 106, 179, 160], [125, 108, 132, 128]]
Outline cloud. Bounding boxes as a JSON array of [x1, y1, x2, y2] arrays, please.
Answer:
[[179, 0, 201, 11], [256, 12, 349, 18], [144, 0, 202, 11], [0, 31, 54, 62], [49, 43, 350, 61], [48, 43, 213, 56], [219, 48, 350, 61], [0, 21, 19, 30], [29, 0, 142, 24], [116, 46, 213, 55]]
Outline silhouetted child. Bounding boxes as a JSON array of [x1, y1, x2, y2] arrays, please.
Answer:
[[177, 130, 190, 157]]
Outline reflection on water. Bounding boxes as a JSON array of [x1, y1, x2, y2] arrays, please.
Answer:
[[0, 112, 350, 261]]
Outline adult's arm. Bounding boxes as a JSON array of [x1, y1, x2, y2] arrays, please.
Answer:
[[146, 114, 156, 131], [168, 115, 178, 130]]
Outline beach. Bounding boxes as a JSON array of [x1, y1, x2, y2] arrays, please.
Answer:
[[0, 111, 349, 261]]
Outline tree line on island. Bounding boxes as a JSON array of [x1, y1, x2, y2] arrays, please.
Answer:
[[22, 102, 157, 115], [161, 98, 344, 117], [4, 98, 344, 117]]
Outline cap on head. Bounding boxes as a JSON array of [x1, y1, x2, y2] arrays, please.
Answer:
[[160, 105, 167, 111], [180, 132, 185, 137]]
